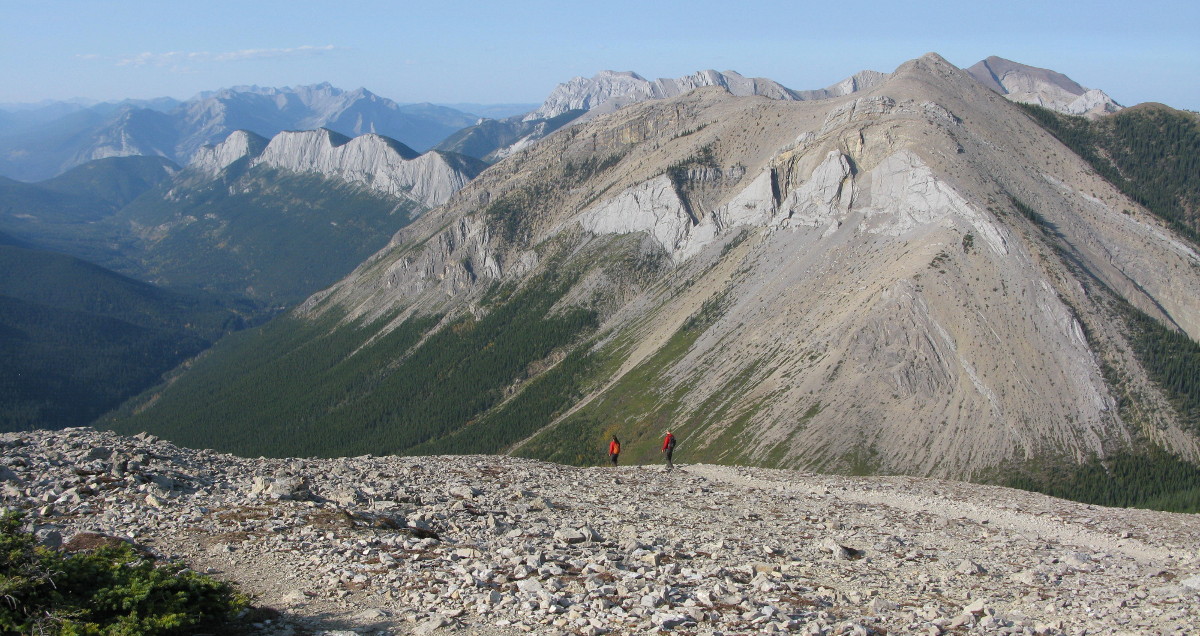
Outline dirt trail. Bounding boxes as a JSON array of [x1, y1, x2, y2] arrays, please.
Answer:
[[683, 464, 1191, 564]]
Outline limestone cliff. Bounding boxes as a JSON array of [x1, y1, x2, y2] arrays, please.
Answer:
[[190, 128, 485, 208]]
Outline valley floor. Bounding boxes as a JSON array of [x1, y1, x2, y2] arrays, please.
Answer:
[[4, 428, 1199, 635]]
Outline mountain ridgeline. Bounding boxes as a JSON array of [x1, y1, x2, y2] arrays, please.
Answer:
[[107, 54, 1200, 511], [0, 127, 483, 432], [0, 84, 485, 182]]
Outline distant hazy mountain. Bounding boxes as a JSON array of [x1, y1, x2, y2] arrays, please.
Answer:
[[437, 68, 890, 162], [0, 97, 180, 132], [0, 84, 483, 181], [438, 103, 540, 119], [171, 83, 480, 159], [966, 56, 1122, 117]]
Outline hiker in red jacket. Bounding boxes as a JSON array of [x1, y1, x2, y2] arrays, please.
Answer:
[[608, 436, 621, 466], [662, 431, 676, 470]]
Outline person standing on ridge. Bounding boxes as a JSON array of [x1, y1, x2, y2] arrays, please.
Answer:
[[608, 436, 621, 466], [662, 430, 676, 470]]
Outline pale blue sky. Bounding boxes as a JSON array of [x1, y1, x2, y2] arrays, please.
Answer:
[[3, 0, 1197, 110]]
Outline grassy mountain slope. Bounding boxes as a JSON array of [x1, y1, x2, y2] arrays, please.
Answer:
[[0, 156, 179, 265], [38, 155, 180, 212]]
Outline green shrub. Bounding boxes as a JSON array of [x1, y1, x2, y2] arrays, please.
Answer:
[[0, 511, 246, 635]]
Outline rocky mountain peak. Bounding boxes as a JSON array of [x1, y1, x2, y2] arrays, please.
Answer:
[[187, 127, 481, 208], [189, 129, 270, 174], [258, 129, 480, 207], [966, 56, 1122, 117]]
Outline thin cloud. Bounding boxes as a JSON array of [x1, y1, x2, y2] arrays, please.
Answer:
[[214, 45, 337, 62], [117, 45, 338, 67]]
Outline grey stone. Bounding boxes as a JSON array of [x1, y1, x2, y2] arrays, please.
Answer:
[[956, 559, 985, 574], [554, 528, 586, 544]]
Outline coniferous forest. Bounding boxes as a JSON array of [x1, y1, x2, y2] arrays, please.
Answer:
[[1020, 103, 1200, 240], [1012, 103, 1200, 512], [106, 268, 598, 458]]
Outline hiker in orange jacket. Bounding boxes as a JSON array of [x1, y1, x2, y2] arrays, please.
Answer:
[[662, 431, 676, 470], [608, 436, 621, 466]]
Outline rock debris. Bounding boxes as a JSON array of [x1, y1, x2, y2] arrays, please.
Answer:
[[4, 427, 1198, 635]]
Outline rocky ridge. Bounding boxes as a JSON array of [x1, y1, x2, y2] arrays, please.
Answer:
[[526, 70, 814, 122], [5, 427, 1199, 635], [449, 68, 890, 163], [190, 128, 486, 207]]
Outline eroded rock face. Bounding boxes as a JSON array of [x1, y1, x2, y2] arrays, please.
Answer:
[[5, 428, 1198, 635], [190, 129, 483, 208], [579, 175, 694, 261], [190, 130, 270, 174]]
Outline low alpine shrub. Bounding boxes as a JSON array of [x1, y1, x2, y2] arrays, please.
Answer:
[[0, 511, 247, 635]]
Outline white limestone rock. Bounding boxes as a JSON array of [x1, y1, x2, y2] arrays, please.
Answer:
[[189, 130, 268, 174], [190, 128, 480, 208], [253, 130, 474, 207]]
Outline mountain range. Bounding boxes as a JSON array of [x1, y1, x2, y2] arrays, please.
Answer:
[[0, 56, 1122, 184], [0, 129, 487, 433], [100, 53, 1199, 514], [0, 83, 491, 182], [1, 128, 485, 308], [4, 52, 1197, 511], [434, 57, 1122, 164]]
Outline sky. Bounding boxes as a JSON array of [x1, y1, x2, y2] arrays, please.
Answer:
[[2, 0, 1198, 111]]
